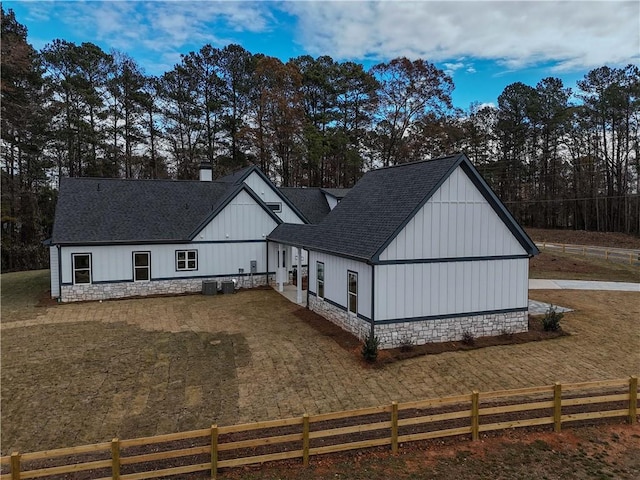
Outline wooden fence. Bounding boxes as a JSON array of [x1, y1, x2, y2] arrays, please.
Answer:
[[2, 377, 637, 480], [538, 242, 640, 266]]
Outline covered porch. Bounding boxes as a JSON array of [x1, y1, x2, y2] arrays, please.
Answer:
[[269, 241, 308, 306]]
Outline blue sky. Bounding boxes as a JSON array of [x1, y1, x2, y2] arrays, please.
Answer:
[[6, 1, 639, 109]]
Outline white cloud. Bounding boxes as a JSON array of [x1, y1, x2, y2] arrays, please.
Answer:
[[19, 1, 275, 74], [283, 1, 639, 71]]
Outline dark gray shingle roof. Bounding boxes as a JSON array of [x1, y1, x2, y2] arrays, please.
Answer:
[[216, 166, 254, 184], [320, 188, 351, 200], [278, 188, 331, 224], [269, 154, 539, 262], [52, 178, 235, 244]]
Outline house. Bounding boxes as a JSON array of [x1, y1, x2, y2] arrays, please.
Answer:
[[267, 154, 539, 348], [49, 153, 538, 349], [48, 164, 334, 302]]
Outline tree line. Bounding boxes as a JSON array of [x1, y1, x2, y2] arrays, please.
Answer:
[[1, 8, 639, 271]]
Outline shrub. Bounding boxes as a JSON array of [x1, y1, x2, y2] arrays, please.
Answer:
[[543, 305, 563, 332], [398, 335, 415, 352], [461, 331, 475, 346], [361, 334, 380, 362]]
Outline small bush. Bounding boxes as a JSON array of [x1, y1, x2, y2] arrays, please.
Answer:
[[361, 334, 380, 362], [461, 331, 475, 346], [543, 305, 563, 331], [398, 335, 415, 352], [501, 328, 514, 338]]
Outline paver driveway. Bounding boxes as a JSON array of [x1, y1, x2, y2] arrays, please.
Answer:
[[2, 287, 638, 452]]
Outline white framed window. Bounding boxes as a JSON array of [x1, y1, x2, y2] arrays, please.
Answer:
[[317, 261, 324, 298], [266, 202, 282, 213], [72, 253, 92, 284], [347, 270, 357, 314], [176, 250, 198, 271], [133, 252, 151, 281]]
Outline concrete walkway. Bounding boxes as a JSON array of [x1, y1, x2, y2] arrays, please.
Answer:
[[277, 283, 307, 306], [530, 279, 639, 291]]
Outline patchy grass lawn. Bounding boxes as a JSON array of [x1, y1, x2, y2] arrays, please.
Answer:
[[1, 269, 52, 323], [526, 228, 640, 250], [1, 321, 245, 453], [220, 423, 640, 480], [2, 270, 638, 464], [530, 251, 639, 282]]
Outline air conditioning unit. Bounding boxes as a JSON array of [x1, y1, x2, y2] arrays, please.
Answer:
[[202, 280, 218, 295], [221, 281, 235, 294]]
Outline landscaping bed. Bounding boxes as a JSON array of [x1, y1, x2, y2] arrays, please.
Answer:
[[294, 307, 568, 367]]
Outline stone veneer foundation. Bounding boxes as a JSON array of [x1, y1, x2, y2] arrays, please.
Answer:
[[309, 294, 528, 349], [60, 275, 268, 302], [309, 294, 371, 341], [374, 311, 528, 349]]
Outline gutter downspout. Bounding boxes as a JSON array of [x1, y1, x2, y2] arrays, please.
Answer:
[[370, 263, 375, 339]]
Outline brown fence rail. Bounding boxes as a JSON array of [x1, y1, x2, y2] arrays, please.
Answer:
[[1, 377, 637, 480], [538, 242, 640, 266]]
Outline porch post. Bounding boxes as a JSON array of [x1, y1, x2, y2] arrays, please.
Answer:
[[278, 244, 284, 292], [296, 247, 302, 304]]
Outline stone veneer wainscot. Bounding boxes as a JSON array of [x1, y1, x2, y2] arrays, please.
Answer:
[[60, 275, 268, 302], [309, 292, 528, 349], [309, 293, 371, 341]]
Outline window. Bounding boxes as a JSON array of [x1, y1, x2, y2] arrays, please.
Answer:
[[348, 271, 357, 314], [266, 202, 282, 213], [72, 253, 92, 284], [317, 261, 324, 298], [176, 250, 198, 271], [133, 252, 150, 281]]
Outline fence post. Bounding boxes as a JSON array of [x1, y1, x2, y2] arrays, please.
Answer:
[[553, 383, 562, 433], [391, 401, 399, 454], [302, 414, 310, 467], [582, 246, 586, 256], [629, 377, 638, 425], [630, 253, 633, 266], [471, 391, 479, 441], [211, 425, 218, 479], [110, 439, 120, 480], [605, 249, 609, 260], [10, 452, 20, 480], [562, 244, 565, 253]]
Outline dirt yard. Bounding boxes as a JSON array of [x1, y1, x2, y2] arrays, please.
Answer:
[[219, 423, 640, 479], [1, 271, 638, 458], [526, 227, 640, 249], [530, 251, 640, 282]]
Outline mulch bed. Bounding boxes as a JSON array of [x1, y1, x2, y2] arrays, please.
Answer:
[[293, 307, 568, 368]]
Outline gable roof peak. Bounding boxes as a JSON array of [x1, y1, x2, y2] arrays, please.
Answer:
[[371, 153, 465, 174]]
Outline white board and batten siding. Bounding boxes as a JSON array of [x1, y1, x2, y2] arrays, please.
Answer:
[[379, 166, 527, 261], [323, 193, 338, 210], [59, 188, 275, 284], [197, 189, 278, 241], [242, 171, 305, 224], [59, 242, 268, 284], [374, 259, 529, 322], [375, 165, 529, 322], [308, 251, 372, 320], [50, 246, 60, 297]]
